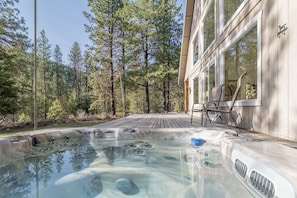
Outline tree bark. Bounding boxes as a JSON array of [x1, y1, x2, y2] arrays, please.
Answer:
[[109, 4, 116, 116], [144, 33, 150, 113]]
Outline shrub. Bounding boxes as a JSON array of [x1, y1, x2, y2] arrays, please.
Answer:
[[18, 112, 31, 123], [47, 99, 67, 120]]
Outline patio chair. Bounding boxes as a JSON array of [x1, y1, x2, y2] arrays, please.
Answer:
[[190, 84, 224, 126], [205, 84, 225, 124], [205, 72, 247, 124], [191, 103, 206, 125]]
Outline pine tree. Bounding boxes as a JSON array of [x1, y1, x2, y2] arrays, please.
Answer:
[[84, 0, 123, 116], [0, 0, 29, 117], [0, 49, 19, 115], [153, 0, 183, 112], [53, 45, 63, 98], [37, 30, 52, 119], [68, 42, 83, 101], [0, 0, 28, 48], [80, 51, 92, 113], [115, 0, 151, 115]]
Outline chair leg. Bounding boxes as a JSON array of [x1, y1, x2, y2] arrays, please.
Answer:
[[200, 111, 204, 126], [205, 111, 212, 124], [229, 111, 239, 126]]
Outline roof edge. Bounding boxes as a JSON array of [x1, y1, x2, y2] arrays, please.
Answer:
[[178, 0, 194, 84]]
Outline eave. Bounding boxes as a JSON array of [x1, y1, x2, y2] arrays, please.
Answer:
[[178, 0, 194, 84]]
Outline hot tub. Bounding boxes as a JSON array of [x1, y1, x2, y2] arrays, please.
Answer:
[[0, 127, 286, 198]]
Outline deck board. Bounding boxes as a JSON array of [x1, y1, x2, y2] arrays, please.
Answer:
[[93, 113, 201, 129]]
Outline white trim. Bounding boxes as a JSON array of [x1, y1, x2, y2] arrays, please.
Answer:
[[256, 11, 262, 106], [223, 99, 262, 107], [220, 11, 262, 107]]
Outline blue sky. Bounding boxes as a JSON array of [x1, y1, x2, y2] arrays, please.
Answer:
[[17, 0, 184, 64], [17, 0, 90, 64]]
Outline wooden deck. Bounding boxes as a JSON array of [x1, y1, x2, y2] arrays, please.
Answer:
[[91, 113, 297, 149], [93, 113, 202, 128]]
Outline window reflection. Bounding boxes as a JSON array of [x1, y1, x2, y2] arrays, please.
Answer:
[[224, 0, 244, 24], [209, 64, 215, 91], [203, 71, 209, 102], [192, 0, 201, 33], [193, 63, 215, 104], [193, 34, 199, 64], [0, 139, 97, 197], [193, 77, 199, 103], [203, 1, 215, 51], [224, 26, 257, 101]]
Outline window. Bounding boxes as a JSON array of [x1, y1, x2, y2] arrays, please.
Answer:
[[193, 62, 215, 104], [201, 71, 208, 102], [203, 1, 215, 51], [193, 77, 199, 104], [191, 0, 201, 33], [224, 26, 257, 101], [193, 34, 199, 64], [209, 64, 215, 91], [224, 0, 244, 24], [202, 63, 215, 102]]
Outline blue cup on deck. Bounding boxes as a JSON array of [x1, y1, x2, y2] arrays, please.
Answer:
[[191, 138, 206, 147]]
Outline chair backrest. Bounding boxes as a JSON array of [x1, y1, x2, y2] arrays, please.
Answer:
[[192, 103, 204, 111], [209, 84, 224, 106], [229, 72, 247, 111]]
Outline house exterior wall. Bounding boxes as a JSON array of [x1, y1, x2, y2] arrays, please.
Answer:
[[180, 0, 297, 141]]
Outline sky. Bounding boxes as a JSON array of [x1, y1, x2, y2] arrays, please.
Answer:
[[16, 0, 184, 64], [16, 0, 91, 64]]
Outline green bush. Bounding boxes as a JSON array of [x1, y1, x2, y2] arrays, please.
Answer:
[[18, 112, 31, 123], [47, 99, 67, 120]]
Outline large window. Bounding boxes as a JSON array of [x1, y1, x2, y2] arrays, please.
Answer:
[[224, 25, 257, 101], [203, 1, 215, 51], [193, 63, 215, 104]]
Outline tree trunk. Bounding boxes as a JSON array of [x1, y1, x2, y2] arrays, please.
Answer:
[[144, 33, 150, 113], [145, 81, 150, 113], [43, 62, 47, 119], [163, 81, 166, 112], [109, 13, 116, 116], [166, 76, 170, 112], [121, 31, 126, 116]]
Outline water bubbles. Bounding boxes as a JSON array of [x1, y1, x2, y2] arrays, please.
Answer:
[[132, 148, 145, 155]]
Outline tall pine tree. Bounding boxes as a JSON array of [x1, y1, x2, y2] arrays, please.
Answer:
[[37, 30, 52, 119], [68, 42, 83, 101], [53, 45, 63, 99], [84, 0, 123, 116]]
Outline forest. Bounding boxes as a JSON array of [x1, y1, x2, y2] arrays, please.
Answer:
[[0, 0, 183, 127]]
